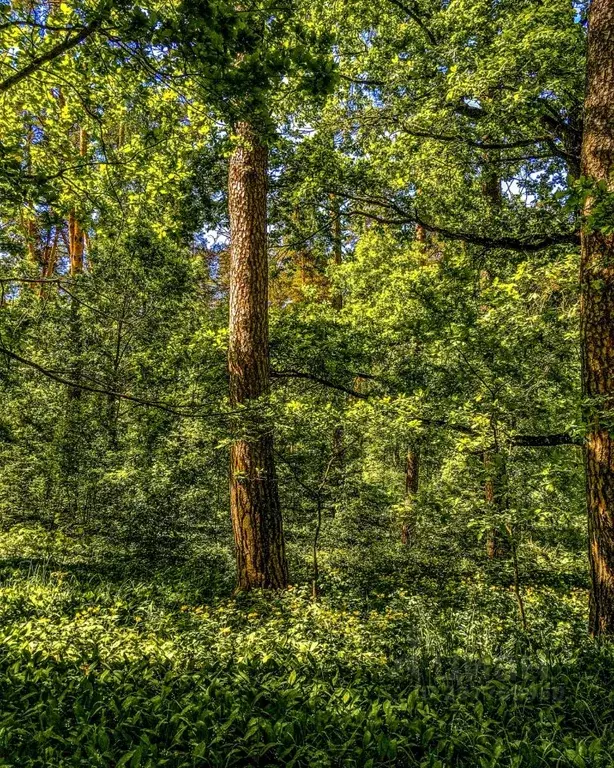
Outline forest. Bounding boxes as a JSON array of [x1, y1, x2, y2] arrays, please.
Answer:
[[1, 0, 614, 765]]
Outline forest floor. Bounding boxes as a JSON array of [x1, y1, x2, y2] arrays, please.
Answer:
[[0, 526, 613, 767]]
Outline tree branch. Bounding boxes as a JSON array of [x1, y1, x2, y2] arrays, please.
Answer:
[[0, 20, 87, 32], [386, 0, 437, 45], [339, 74, 385, 88], [0, 15, 103, 94], [395, 124, 554, 151], [337, 190, 580, 251], [0, 277, 64, 284], [510, 433, 582, 447], [272, 368, 581, 447], [273, 368, 475, 435], [0, 345, 227, 419], [272, 368, 369, 399]]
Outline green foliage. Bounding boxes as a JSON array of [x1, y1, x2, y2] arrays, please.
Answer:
[[0, 0, 608, 765], [0, 527, 608, 768]]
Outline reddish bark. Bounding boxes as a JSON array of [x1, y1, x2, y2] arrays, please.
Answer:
[[580, 0, 614, 635], [228, 121, 288, 590]]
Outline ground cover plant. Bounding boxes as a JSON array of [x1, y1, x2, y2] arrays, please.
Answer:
[[0, 525, 613, 768]]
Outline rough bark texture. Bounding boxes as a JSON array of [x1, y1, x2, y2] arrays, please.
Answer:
[[401, 448, 420, 545], [581, 0, 614, 636], [228, 121, 288, 591]]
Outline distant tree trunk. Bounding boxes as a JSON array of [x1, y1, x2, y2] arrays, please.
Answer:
[[66, 126, 87, 403], [107, 295, 129, 450], [228, 121, 288, 590], [68, 212, 85, 274], [330, 194, 343, 310], [479, 145, 509, 558], [481, 164, 502, 208], [42, 230, 60, 280], [401, 448, 420, 545], [105, 127, 128, 449], [60, 125, 87, 523], [483, 450, 509, 559], [415, 188, 426, 243], [329, 194, 345, 460], [68, 127, 87, 275], [580, 0, 614, 636], [22, 116, 60, 284]]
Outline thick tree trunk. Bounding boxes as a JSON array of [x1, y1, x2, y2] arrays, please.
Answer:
[[401, 448, 420, 545], [581, 0, 614, 636], [228, 121, 288, 590]]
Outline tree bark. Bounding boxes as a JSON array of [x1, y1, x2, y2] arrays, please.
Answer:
[[401, 448, 420, 545], [580, 0, 614, 636], [66, 126, 86, 402], [228, 121, 288, 590]]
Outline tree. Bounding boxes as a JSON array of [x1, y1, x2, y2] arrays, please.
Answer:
[[401, 447, 420, 545], [194, 0, 333, 590], [581, 0, 614, 636], [228, 120, 288, 589]]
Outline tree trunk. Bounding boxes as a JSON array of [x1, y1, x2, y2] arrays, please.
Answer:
[[228, 121, 288, 590], [61, 125, 86, 520], [479, 147, 510, 559], [401, 448, 420, 545], [66, 128, 86, 403], [580, 0, 614, 636], [330, 194, 343, 310], [68, 127, 87, 275], [483, 451, 509, 559], [106, 296, 128, 451], [329, 195, 345, 462]]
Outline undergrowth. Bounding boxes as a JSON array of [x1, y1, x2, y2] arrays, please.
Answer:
[[0, 526, 612, 767]]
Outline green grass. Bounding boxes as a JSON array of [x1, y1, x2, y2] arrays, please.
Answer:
[[0, 525, 613, 767]]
